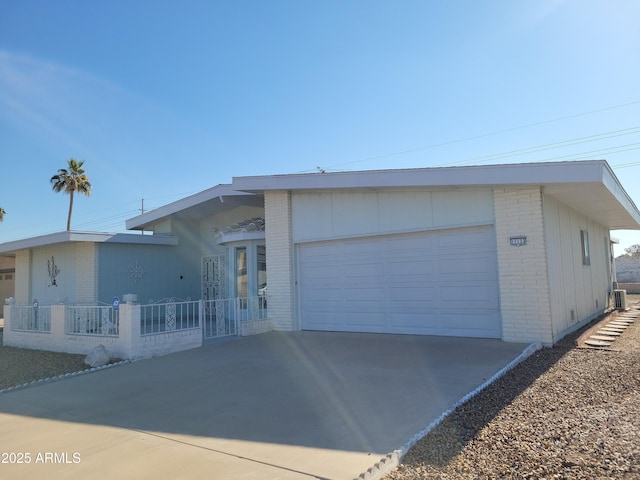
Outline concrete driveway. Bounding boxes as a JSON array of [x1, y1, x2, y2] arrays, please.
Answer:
[[0, 332, 530, 480]]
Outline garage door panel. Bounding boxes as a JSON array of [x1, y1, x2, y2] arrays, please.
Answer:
[[438, 254, 494, 275], [436, 228, 489, 250], [440, 311, 499, 334], [304, 313, 343, 329], [387, 259, 435, 276], [388, 286, 436, 303], [438, 284, 498, 308], [304, 291, 343, 304], [340, 313, 386, 326], [389, 313, 439, 331], [299, 227, 500, 338]]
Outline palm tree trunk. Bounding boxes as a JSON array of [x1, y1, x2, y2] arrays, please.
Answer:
[[67, 191, 74, 231]]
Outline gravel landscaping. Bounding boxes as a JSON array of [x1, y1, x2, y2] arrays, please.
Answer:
[[384, 301, 640, 480], [0, 329, 89, 390]]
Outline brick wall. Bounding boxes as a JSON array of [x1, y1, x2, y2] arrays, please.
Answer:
[[493, 187, 553, 345], [264, 191, 295, 331]]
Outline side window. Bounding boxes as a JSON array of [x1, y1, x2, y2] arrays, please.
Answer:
[[581, 230, 590, 266], [235, 247, 248, 297], [257, 245, 267, 296]]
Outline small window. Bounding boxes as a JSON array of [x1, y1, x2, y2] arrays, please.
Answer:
[[581, 230, 590, 266], [235, 247, 248, 298]]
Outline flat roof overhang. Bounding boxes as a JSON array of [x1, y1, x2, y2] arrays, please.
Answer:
[[232, 160, 640, 230], [0, 231, 178, 256]]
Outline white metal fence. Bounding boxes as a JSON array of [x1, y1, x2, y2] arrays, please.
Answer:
[[11, 305, 51, 332], [4, 295, 270, 357], [237, 295, 268, 322], [203, 298, 237, 339], [66, 305, 119, 336], [203, 296, 267, 339], [140, 299, 200, 336]]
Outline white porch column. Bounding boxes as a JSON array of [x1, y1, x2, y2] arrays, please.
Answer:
[[118, 303, 141, 360], [3, 303, 13, 332], [264, 191, 296, 331], [50, 304, 66, 344]]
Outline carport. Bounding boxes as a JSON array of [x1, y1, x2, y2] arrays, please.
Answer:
[[0, 332, 532, 480]]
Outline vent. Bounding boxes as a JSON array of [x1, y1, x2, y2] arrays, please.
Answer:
[[614, 289, 627, 311]]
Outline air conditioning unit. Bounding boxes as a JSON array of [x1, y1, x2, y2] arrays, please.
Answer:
[[613, 289, 628, 311]]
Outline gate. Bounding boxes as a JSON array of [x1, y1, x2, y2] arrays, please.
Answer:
[[202, 255, 237, 339]]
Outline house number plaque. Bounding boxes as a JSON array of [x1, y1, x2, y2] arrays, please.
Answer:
[[509, 236, 527, 247]]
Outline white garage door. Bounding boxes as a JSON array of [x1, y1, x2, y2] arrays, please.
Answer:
[[298, 226, 500, 338]]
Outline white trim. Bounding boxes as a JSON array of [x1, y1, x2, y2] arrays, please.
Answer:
[[216, 231, 265, 245], [233, 161, 611, 190], [233, 160, 640, 230], [0, 231, 178, 255]]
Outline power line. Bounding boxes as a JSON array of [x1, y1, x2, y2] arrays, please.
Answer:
[[439, 127, 640, 167], [303, 99, 640, 172]]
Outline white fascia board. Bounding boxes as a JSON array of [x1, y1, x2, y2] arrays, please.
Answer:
[[0, 231, 178, 254], [232, 160, 609, 192], [601, 162, 640, 225], [126, 183, 250, 230]]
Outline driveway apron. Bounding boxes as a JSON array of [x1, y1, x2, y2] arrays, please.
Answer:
[[0, 331, 530, 479]]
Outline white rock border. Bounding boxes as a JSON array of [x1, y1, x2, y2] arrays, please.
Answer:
[[355, 341, 543, 480], [0, 360, 131, 395]]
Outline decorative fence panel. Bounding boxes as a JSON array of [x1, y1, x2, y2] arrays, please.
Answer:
[[66, 305, 119, 336], [11, 305, 51, 333], [140, 299, 200, 336]]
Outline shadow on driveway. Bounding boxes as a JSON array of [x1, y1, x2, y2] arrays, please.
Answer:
[[0, 331, 530, 479]]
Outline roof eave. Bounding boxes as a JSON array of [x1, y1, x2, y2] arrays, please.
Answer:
[[0, 231, 178, 255]]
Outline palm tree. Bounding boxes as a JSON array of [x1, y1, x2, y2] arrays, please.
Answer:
[[0, 208, 5, 222], [50, 159, 92, 231]]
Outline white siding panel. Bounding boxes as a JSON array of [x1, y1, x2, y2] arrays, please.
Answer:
[[31, 244, 77, 305], [432, 189, 494, 227], [543, 195, 611, 341], [298, 226, 500, 338], [291, 188, 494, 243]]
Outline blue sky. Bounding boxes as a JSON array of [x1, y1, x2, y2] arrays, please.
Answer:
[[1, 0, 640, 255]]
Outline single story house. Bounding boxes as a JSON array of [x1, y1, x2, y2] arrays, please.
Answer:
[[2, 160, 640, 354]]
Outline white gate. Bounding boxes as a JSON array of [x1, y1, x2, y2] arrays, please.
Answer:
[[202, 255, 236, 339]]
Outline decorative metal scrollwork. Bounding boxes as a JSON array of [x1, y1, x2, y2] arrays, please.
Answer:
[[47, 256, 60, 287]]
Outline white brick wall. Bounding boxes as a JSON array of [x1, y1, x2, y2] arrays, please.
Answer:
[[494, 187, 554, 345], [264, 191, 295, 331]]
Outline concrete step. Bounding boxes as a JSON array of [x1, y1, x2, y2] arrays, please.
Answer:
[[596, 329, 622, 336], [589, 335, 617, 342]]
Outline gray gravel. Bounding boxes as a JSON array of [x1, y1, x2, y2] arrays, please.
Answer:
[[384, 306, 640, 480], [0, 329, 88, 390]]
